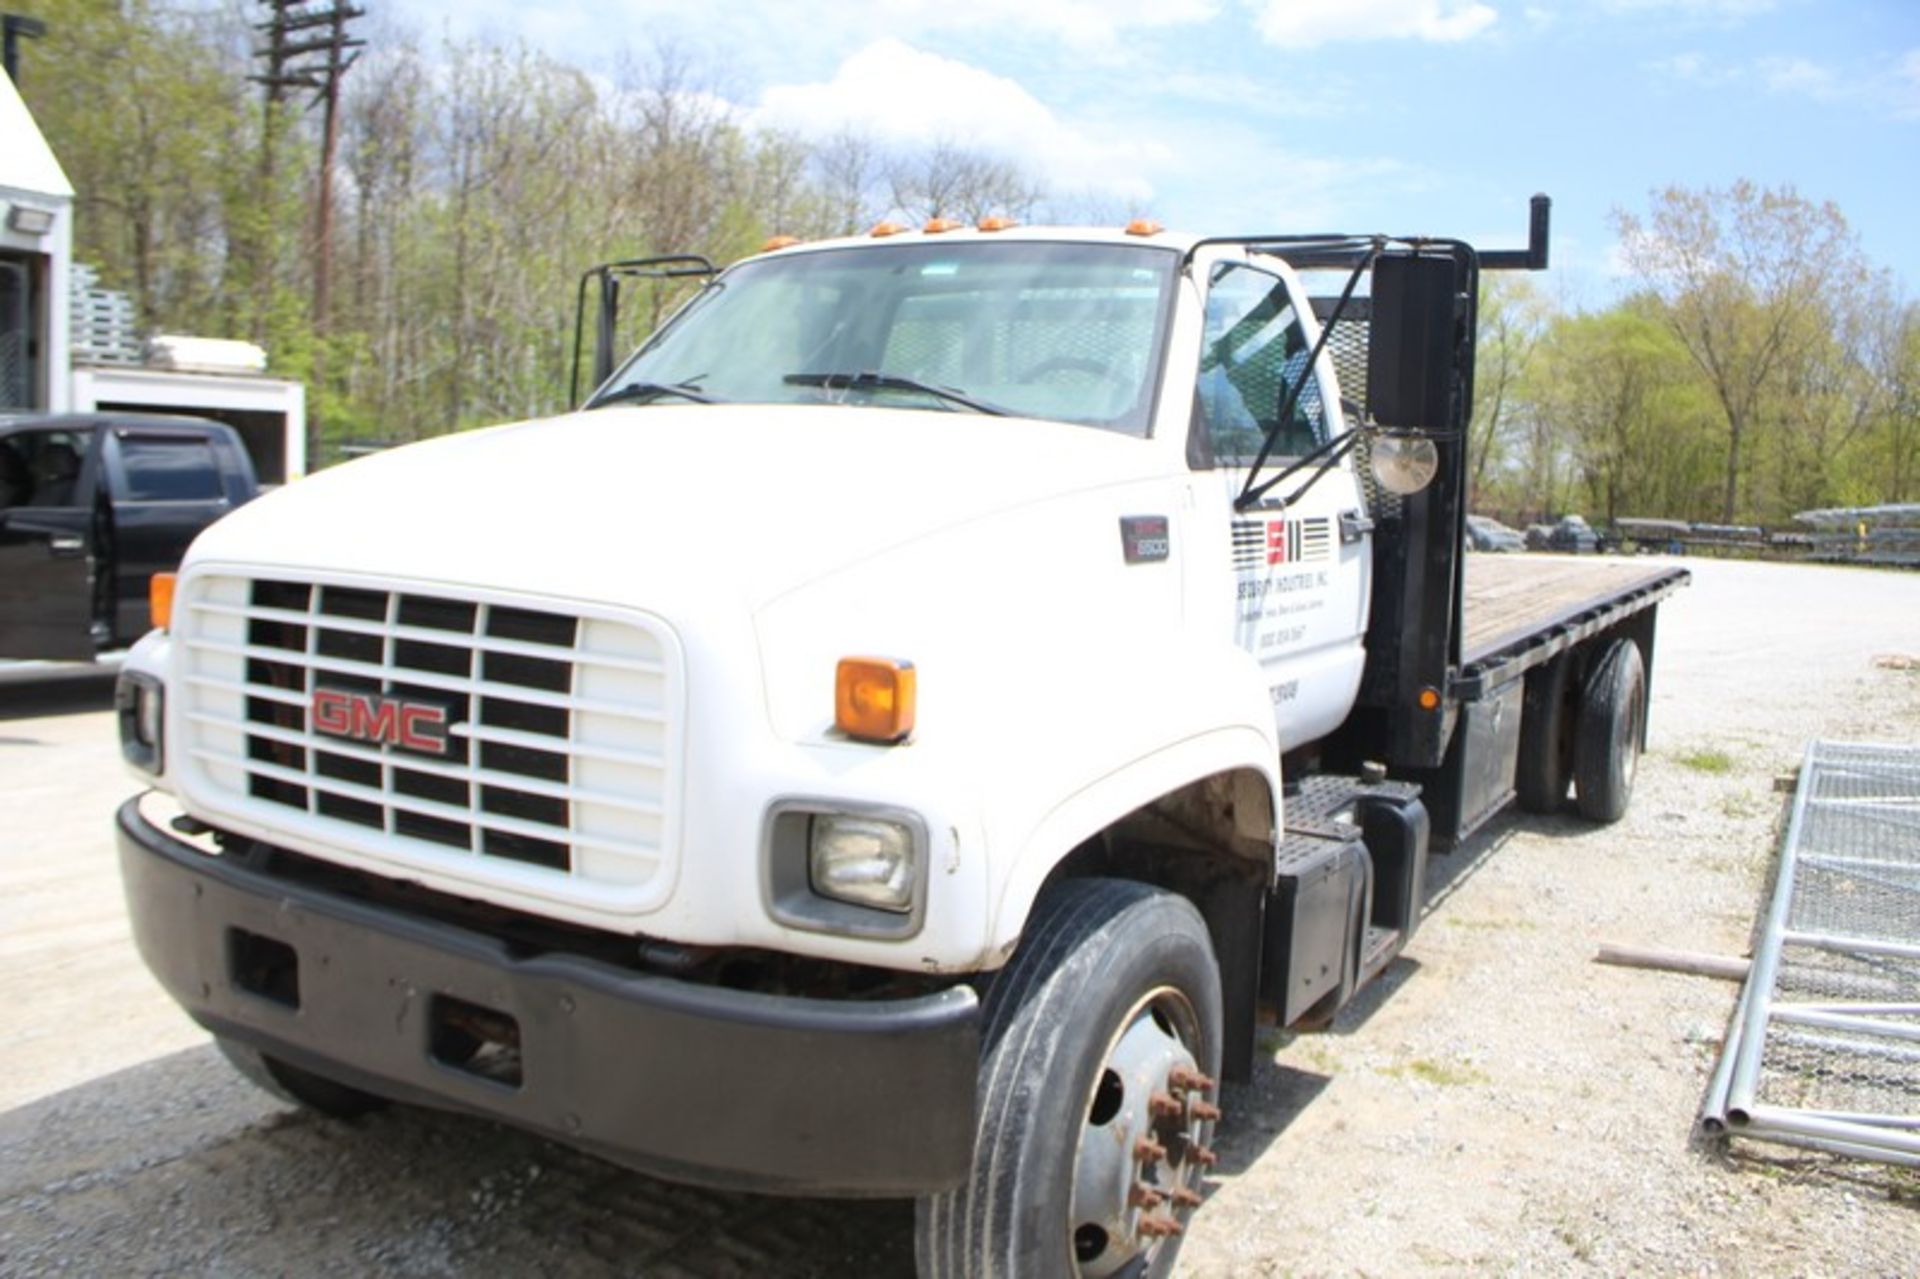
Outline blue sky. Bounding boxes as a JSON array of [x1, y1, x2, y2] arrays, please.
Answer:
[[385, 0, 1919, 307]]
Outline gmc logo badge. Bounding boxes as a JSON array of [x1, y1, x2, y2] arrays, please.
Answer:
[[311, 687, 451, 756]]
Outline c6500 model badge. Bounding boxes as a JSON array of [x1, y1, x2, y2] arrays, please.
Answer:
[[311, 687, 451, 756]]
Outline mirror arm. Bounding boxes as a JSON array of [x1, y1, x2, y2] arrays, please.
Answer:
[[1239, 425, 1362, 510], [1234, 243, 1380, 512]]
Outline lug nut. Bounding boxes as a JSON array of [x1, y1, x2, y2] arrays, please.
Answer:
[[1171, 1186, 1205, 1210], [1137, 1214, 1184, 1239], [1190, 1100, 1222, 1123], [1148, 1090, 1184, 1119], [1188, 1143, 1219, 1168], [1133, 1137, 1168, 1165], [1168, 1066, 1216, 1095], [1128, 1182, 1165, 1210]]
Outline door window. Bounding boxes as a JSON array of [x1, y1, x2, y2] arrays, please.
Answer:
[[1194, 263, 1329, 466], [119, 436, 223, 502], [0, 429, 90, 507]]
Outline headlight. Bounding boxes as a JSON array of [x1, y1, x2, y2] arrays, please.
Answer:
[[810, 814, 916, 913], [116, 671, 165, 774], [764, 801, 927, 939]]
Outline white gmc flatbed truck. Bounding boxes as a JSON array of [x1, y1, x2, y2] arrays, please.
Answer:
[[114, 199, 1687, 1277]]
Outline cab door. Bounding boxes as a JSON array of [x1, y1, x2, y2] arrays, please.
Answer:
[[0, 424, 101, 660], [99, 426, 242, 645], [1190, 256, 1372, 752]]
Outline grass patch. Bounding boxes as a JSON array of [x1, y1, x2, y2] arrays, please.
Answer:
[[1677, 746, 1738, 774], [1287, 1039, 1339, 1074], [1446, 915, 1538, 933], [1379, 1057, 1489, 1087]]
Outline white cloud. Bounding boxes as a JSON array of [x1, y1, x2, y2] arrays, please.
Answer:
[[1248, 0, 1498, 48], [867, 0, 1219, 53], [1759, 55, 1837, 99], [405, 0, 1218, 65], [1598, 0, 1774, 14], [1897, 48, 1920, 119], [1154, 70, 1350, 119], [756, 40, 1169, 200], [1644, 50, 1741, 86]]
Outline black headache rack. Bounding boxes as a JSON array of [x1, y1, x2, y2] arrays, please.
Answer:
[[1192, 196, 1554, 775]]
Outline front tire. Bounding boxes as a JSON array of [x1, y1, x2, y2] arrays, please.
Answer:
[[916, 878, 1223, 1279]]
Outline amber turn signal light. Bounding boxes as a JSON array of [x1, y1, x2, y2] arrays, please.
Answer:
[[836, 657, 916, 743], [150, 572, 177, 632]]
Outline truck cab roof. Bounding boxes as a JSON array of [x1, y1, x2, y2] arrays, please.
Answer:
[[750, 223, 1210, 260]]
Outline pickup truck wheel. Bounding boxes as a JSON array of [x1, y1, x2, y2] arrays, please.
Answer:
[[915, 878, 1223, 1279], [215, 1036, 386, 1119], [1573, 638, 1646, 823], [1515, 654, 1577, 813]]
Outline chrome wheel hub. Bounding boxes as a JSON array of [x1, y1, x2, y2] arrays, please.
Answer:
[[1069, 990, 1219, 1277]]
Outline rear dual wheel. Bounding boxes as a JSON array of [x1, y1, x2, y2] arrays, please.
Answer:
[[1573, 638, 1646, 823], [916, 878, 1224, 1279], [1516, 638, 1647, 823]]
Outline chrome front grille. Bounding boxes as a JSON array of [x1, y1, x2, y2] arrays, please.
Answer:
[[172, 571, 683, 915]]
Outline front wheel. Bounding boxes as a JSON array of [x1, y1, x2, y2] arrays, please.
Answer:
[[916, 878, 1224, 1279]]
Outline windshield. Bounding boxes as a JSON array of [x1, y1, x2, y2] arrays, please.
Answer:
[[592, 240, 1179, 436]]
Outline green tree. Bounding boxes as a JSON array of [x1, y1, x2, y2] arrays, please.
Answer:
[[1613, 182, 1872, 523], [1468, 274, 1550, 507], [1532, 304, 1718, 524]]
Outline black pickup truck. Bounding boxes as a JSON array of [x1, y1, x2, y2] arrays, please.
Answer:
[[0, 412, 257, 660]]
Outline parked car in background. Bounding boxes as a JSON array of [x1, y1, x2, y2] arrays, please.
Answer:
[[1465, 514, 1526, 552], [1547, 514, 1601, 553], [0, 412, 257, 660]]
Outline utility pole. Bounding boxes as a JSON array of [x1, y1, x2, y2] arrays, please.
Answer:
[[2, 13, 48, 86], [250, 0, 364, 464]]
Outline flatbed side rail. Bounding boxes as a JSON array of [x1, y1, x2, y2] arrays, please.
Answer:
[[1451, 566, 1689, 701]]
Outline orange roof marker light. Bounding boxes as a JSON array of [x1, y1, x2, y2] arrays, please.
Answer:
[[923, 217, 962, 234], [1125, 218, 1165, 237], [976, 216, 1018, 232], [869, 220, 908, 238], [761, 235, 801, 252]]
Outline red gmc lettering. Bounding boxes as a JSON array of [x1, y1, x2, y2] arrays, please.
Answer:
[[397, 704, 449, 754], [311, 689, 449, 755]]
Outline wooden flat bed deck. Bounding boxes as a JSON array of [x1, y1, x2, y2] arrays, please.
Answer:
[[1459, 554, 1689, 690]]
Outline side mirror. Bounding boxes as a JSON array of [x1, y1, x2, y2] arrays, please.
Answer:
[[1365, 252, 1461, 430], [1367, 430, 1439, 496]]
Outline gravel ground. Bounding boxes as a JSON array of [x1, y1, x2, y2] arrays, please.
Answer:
[[3, 556, 1918, 1276]]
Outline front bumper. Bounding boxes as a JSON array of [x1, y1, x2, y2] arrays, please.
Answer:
[[117, 798, 981, 1196]]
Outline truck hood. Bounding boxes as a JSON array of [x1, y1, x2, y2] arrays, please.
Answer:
[[188, 405, 1166, 613]]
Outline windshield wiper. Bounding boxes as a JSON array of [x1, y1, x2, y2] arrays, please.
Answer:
[[784, 371, 1008, 416], [587, 380, 717, 408]]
